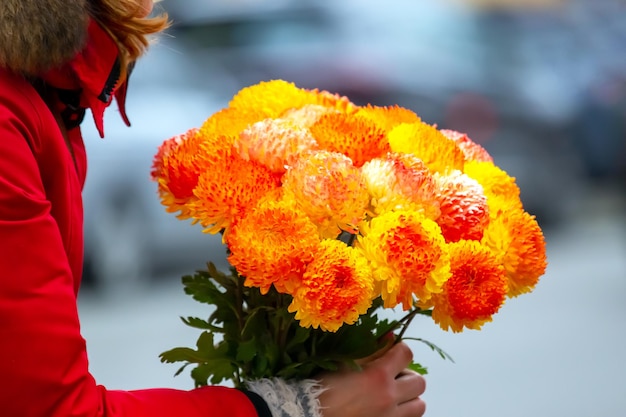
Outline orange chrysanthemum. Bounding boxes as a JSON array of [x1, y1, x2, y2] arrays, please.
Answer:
[[387, 121, 465, 174], [151, 128, 207, 219], [282, 104, 339, 127], [288, 239, 374, 332], [309, 112, 390, 167], [308, 89, 360, 114], [152, 134, 181, 183], [226, 196, 320, 294], [356, 104, 422, 133], [434, 170, 490, 242], [282, 150, 369, 238], [235, 118, 319, 173], [440, 129, 493, 163], [430, 240, 508, 332], [360, 153, 440, 219], [481, 206, 547, 297], [463, 160, 523, 213], [191, 147, 281, 234], [357, 210, 451, 309]]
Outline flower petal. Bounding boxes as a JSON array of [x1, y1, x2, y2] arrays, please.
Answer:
[[481, 207, 547, 297], [191, 148, 281, 234], [309, 112, 389, 167], [289, 240, 374, 332], [388, 121, 465, 174], [440, 129, 493, 163], [356, 104, 422, 133], [430, 240, 508, 332], [236, 118, 319, 173], [282, 150, 369, 238], [357, 210, 451, 309], [361, 153, 440, 218], [227, 196, 320, 294], [434, 170, 489, 242]]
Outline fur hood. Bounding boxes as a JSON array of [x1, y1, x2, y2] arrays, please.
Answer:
[[0, 0, 90, 75]]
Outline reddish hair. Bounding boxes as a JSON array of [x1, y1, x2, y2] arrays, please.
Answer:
[[88, 0, 170, 79]]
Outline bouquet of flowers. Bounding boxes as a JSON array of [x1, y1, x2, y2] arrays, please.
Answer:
[[152, 80, 547, 388]]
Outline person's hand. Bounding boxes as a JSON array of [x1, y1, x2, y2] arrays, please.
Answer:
[[317, 342, 426, 417]]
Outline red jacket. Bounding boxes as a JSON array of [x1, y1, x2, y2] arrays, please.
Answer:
[[0, 19, 261, 417]]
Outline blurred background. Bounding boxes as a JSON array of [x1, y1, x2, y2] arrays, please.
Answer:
[[78, 0, 626, 416]]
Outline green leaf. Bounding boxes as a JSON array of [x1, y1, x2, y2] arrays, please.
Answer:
[[196, 331, 216, 352], [286, 325, 311, 350], [311, 358, 340, 372], [236, 338, 259, 363], [205, 262, 222, 277], [409, 362, 428, 375], [159, 347, 206, 364], [181, 316, 219, 331], [173, 362, 192, 377], [241, 307, 269, 339], [404, 337, 455, 362], [190, 360, 236, 387], [254, 353, 269, 376], [181, 272, 225, 305]]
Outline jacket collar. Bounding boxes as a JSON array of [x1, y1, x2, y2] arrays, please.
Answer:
[[40, 19, 131, 138]]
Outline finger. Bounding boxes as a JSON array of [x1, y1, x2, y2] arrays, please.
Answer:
[[397, 397, 426, 417], [368, 341, 414, 376], [395, 370, 426, 402]]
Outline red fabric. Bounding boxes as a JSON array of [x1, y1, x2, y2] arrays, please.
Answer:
[[0, 22, 258, 417], [41, 20, 130, 138]]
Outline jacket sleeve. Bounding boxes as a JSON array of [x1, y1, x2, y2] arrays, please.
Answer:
[[0, 97, 260, 417]]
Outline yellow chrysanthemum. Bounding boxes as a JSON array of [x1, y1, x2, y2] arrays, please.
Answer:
[[228, 80, 357, 120], [440, 129, 493, 163], [434, 170, 490, 242], [199, 106, 265, 142], [481, 206, 547, 297], [151, 128, 206, 219], [356, 210, 451, 309], [228, 80, 315, 119], [282, 150, 369, 238], [288, 239, 374, 332], [360, 153, 440, 219], [226, 196, 320, 295], [235, 118, 319, 173], [308, 112, 390, 168], [387, 121, 466, 174], [191, 147, 281, 235], [356, 104, 422, 133], [430, 240, 508, 333], [463, 160, 523, 213]]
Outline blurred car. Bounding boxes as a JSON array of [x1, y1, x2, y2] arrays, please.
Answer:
[[80, 39, 232, 291]]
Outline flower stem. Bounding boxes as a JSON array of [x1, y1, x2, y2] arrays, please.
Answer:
[[392, 307, 424, 343]]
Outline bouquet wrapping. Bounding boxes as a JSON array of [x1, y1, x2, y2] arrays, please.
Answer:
[[152, 80, 547, 387]]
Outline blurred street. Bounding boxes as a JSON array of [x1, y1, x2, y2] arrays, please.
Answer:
[[78, 182, 626, 417]]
